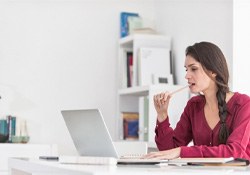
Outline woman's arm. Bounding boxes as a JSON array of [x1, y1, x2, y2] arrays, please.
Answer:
[[155, 101, 193, 150], [180, 101, 250, 159]]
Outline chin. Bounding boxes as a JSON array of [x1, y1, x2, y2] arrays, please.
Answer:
[[191, 90, 199, 94], [189, 87, 200, 94]]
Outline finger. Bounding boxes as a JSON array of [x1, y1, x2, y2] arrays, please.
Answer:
[[163, 92, 170, 102], [160, 93, 166, 105], [142, 152, 161, 159], [153, 95, 157, 104], [154, 154, 171, 160], [159, 92, 166, 104], [147, 153, 170, 160], [157, 94, 162, 106], [142, 152, 155, 159], [154, 95, 160, 107]]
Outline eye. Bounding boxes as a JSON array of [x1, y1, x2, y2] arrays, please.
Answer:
[[191, 67, 198, 71]]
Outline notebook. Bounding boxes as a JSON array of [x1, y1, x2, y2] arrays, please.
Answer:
[[61, 109, 167, 164]]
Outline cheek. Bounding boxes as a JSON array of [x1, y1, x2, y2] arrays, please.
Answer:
[[199, 75, 211, 87]]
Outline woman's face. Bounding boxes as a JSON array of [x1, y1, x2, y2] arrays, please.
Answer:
[[184, 55, 215, 94]]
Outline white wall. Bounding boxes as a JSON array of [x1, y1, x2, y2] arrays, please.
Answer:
[[0, 0, 155, 155], [154, 0, 233, 86], [0, 0, 234, 155], [233, 0, 250, 95]]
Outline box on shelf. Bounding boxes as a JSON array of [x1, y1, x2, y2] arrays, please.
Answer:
[[138, 47, 172, 86]]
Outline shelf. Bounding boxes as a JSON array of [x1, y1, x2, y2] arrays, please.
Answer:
[[119, 34, 171, 48], [119, 35, 133, 48], [118, 86, 150, 96], [117, 34, 174, 143], [118, 84, 175, 96], [118, 34, 171, 87]]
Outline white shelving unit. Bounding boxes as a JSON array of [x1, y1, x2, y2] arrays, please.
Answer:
[[118, 34, 171, 88], [118, 84, 189, 147], [117, 34, 190, 148]]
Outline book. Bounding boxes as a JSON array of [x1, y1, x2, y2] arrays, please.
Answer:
[[0, 119, 8, 136], [6, 115, 12, 142], [186, 158, 249, 166], [123, 119, 139, 140], [123, 157, 249, 166], [127, 16, 143, 35], [120, 12, 139, 38], [122, 112, 139, 140], [11, 116, 16, 136], [126, 52, 133, 87], [167, 157, 249, 166], [15, 117, 21, 136], [131, 28, 157, 35]]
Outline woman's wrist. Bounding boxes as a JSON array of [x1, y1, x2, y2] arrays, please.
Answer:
[[157, 113, 168, 122]]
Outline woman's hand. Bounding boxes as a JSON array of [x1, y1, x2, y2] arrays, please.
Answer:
[[153, 92, 171, 122], [143, 147, 181, 160]]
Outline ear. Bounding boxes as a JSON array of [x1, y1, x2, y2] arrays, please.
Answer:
[[208, 71, 217, 78], [211, 72, 217, 78]]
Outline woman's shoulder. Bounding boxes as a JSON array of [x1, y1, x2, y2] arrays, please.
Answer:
[[228, 92, 250, 122], [231, 92, 250, 106]]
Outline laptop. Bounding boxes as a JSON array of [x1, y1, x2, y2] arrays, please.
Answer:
[[61, 109, 167, 164]]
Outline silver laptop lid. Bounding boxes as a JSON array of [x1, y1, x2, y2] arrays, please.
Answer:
[[61, 109, 119, 158]]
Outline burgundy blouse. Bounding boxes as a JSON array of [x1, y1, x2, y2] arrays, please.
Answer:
[[155, 92, 250, 159]]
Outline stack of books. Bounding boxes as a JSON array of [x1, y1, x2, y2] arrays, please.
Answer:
[[0, 116, 28, 143], [120, 12, 157, 38]]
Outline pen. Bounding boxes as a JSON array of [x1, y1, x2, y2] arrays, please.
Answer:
[[170, 85, 190, 96]]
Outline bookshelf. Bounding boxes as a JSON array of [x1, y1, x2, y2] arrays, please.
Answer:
[[118, 34, 171, 88], [118, 84, 189, 147], [117, 34, 190, 147]]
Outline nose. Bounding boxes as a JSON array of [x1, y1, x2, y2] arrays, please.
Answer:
[[185, 71, 191, 80]]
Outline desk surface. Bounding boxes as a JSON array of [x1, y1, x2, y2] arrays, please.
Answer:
[[9, 158, 250, 175]]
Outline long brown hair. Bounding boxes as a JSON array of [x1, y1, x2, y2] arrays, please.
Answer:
[[186, 42, 229, 144]]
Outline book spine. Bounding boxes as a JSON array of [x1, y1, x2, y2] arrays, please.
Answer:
[[0, 119, 8, 135], [15, 117, 21, 136], [11, 116, 16, 136], [6, 115, 12, 142], [126, 52, 133, 87]]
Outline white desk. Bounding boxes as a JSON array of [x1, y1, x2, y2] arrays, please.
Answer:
[[0, 144, 58, 175], [9, 157, 250, 175]]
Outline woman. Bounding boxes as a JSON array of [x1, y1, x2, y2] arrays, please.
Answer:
[[145, 42, 250, 160]]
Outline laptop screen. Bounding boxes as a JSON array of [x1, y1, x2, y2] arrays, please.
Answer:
[[61, 109, 119, 158]]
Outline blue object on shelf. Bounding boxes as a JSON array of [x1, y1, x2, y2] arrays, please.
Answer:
[[120, 12, 139, 38]]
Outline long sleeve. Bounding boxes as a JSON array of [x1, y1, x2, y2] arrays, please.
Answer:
[[180, 99, 250, 159], [155, 99, 194, 151], [155, 92, 250, 159]]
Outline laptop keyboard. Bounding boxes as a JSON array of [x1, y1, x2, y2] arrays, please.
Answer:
[[120, 154, 145, 159]]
